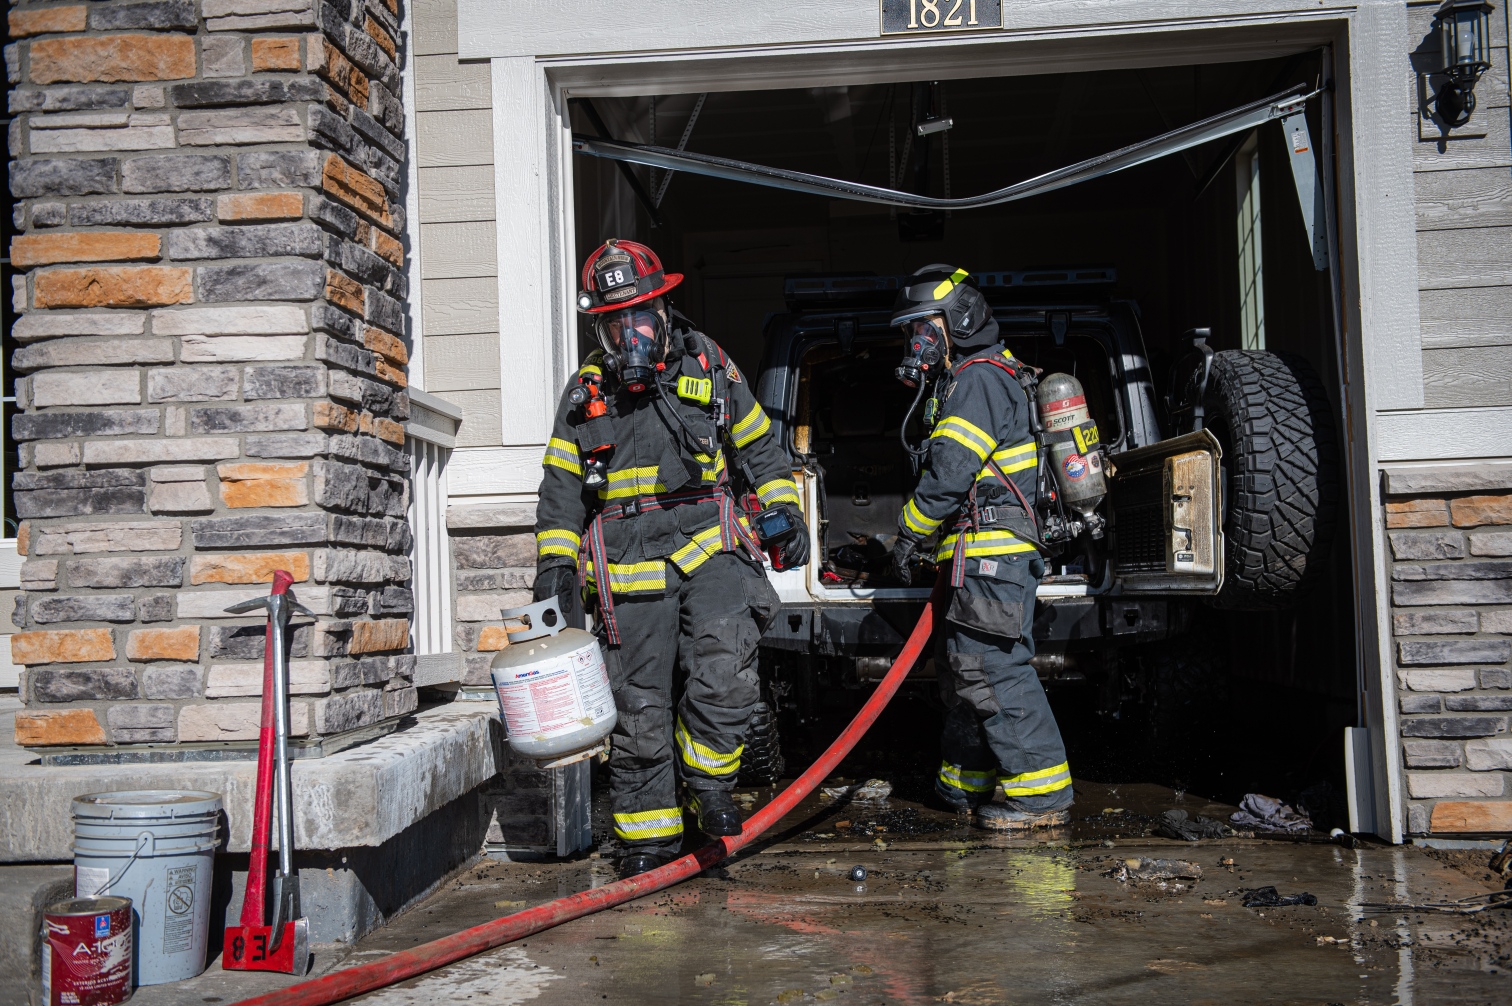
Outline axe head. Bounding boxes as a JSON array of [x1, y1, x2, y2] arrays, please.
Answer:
[[222, 919, 309, 974]]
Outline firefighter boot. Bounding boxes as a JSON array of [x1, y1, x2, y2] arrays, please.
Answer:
[[690, 790, 744, 837], [975, 797, 1072, 832], [617, 850, 678, 879]]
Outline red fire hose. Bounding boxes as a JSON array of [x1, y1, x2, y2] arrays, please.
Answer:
[[232, 575, 946, 1006]]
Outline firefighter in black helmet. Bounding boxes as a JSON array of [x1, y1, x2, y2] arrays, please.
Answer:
[[533, 239, 810, 877], [889, 265, 1073, 831]]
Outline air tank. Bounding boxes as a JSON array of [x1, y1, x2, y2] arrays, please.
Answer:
[[1035, 372, 1107, 521], [490, 597, 616, 764]]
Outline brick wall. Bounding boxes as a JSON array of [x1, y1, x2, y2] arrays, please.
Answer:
[[5, 0, 418, 747], [1385, 480, 1512, 834]]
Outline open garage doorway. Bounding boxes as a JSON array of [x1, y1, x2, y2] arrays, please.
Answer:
[[568, 51, 1360, 831]]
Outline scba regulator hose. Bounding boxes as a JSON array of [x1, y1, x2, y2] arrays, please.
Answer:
[[232, 575, 945, 1006]]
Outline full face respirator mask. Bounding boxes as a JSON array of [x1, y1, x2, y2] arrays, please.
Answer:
[[895, 316, 949, 389], [594, 306, 666, 394]]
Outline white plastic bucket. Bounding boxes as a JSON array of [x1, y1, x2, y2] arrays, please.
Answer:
[[72, 790, 222, 986]]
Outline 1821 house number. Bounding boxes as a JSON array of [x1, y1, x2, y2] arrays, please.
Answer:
[[880, 0, 1002, 35]]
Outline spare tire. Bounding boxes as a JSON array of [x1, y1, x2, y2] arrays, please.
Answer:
[[1200, 350, 1339, 610]]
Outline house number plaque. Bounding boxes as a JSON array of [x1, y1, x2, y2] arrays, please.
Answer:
[[880, 0, 1002, 36]]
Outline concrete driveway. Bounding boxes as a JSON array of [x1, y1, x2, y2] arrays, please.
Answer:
[[123, 779, 1509, 1006]]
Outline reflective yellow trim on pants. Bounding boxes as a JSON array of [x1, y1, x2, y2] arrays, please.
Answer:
[[931, 416, 995, 462], [676, 719, 742, 777], [598, 466, 667, 501], [938, 761, 995, 794], [1000, 761, 1072, 797], [933, 529, 1037, 562], [613, 807, 684, 841], [536, 528, 581, 561], [731, 402, 771, 448], [669, 524, 724, 575], [755, 477, 800, 507], [902, 498, 942, 536]]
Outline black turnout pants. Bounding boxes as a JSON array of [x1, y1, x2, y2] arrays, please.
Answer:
[[598, 551, 777, 856], [937, 553, 1073, 811]]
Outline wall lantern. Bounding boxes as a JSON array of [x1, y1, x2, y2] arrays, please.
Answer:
[[1434, 0, 1495, 127]]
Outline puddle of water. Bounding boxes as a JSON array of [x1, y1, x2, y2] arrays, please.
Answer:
[[356, 947, 560, 1005]]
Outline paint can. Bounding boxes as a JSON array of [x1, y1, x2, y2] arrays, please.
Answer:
[[41, 896, 133, 1006], [71, 791, 222, 986]]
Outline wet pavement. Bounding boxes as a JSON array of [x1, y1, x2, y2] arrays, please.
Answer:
[[133, 779, 1511, 1006]]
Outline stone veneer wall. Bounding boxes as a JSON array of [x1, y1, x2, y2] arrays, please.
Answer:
[[1384, 472, 1512, 835], [439, 510, 553, 851], [6, 0, 418, 747]]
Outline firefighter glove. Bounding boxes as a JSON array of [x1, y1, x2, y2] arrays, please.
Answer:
[[533, 564, 578, 615], [769, 504, 811, 572], [891, 534, 921, 587]]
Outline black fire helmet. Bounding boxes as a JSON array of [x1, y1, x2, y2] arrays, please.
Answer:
[[888, 264, 999, 351]]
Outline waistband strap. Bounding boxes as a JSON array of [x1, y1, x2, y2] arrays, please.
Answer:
[[582, 485, 763, 646], [598, 487, 723, 521]]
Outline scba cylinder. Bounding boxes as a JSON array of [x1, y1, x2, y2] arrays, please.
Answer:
[[1036, 372, 1107, 516], [491, 598, 617, 764]]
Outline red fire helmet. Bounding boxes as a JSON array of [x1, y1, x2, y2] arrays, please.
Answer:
[[577, 239, 683, 314]]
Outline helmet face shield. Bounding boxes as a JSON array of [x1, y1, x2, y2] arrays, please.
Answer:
[[596, 306, 666, 392], [895, 315, 948, 388]]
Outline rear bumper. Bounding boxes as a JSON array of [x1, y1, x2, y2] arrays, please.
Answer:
[[760, 595, 1186, 655]]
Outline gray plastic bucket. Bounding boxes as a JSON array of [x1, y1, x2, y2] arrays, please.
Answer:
[[72, 790, 222, 986]]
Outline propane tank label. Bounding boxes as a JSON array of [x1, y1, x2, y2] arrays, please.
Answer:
[[1063, 454, 1089, 481], [496, 647, 614, 738]]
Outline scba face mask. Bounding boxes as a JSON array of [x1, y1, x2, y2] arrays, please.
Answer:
[[895, 316, 949, 388], [596, 307, 667, 393]]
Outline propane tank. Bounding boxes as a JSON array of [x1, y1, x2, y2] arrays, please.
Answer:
[[490, 597, 616, 765], [1035, 372, 1108, 524]]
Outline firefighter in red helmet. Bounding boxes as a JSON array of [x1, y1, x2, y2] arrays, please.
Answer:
[[533, 239, 810, 877]]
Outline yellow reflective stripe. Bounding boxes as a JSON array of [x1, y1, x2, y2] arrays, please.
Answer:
[[695, 450, 726, 484], [901, 498, 942, 536], [614, 808, 684, 840], [585, 559, 666, 593], [536, 528, 581, 560], [677, 375, 712, 404], [598, 466, 667, 501], [938, 761, 995, 794], [979, 440, 1038, 479], [932, 267, 969, 300], [542, 437, 583, 476], [676, 719, 743, 776], [731, 403, 771, 448], [1000, 761, 1072, 797], [756, 478, 800, 507], [669, 524, 724, 575], [933, 530, 1036, 562], [932, 416, 995, 462]]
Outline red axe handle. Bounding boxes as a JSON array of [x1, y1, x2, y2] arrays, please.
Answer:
[[238, 570, 295, 929]]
